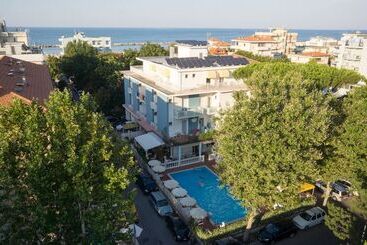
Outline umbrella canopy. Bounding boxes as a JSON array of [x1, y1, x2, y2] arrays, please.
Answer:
[[148, 159, 161, 167], [152, 165, 166, 173], [179, 196, 197, 207], [163, 179, 179, 190], [190, 207, 208, 220], [171, 187, 188, 198]]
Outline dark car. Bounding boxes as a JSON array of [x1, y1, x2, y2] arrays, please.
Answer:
[[165, 215, 190, 241], [258, 219, 298, 243], [136, 173, 158, 194]]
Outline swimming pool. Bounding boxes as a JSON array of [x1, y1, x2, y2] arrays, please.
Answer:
[[170, 166, 247, 225]]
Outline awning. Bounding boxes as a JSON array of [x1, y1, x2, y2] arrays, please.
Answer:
[[134, 132, 165, 151], [218, 70, 230, 78], [207, 71, 218, 79], [299, 183, 315, 193]]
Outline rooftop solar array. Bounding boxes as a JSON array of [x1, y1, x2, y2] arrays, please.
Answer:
[[165, 56, 249, 69], [175, 40, 208, 46]]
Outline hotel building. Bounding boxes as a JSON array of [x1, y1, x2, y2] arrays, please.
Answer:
[[123, 40, 249, 167]]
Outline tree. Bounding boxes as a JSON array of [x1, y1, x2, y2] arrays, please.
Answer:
[[233, 62, 366, 89], [215, 68, 335, 240], [235, 50, 290, 63], [324, 86, 367, 210], [139, 43, 168, 57], [325, 202, 359, 242], [46, 55, 61, 80], [0, 90, 136, 243]]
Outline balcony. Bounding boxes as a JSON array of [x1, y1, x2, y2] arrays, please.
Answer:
[[174, 109, 202, 119], [150, 101, 157, 111]]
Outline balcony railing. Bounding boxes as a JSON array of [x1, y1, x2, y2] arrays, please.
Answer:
[[174, 107, 218, 119], [163, 155, 204, 169]]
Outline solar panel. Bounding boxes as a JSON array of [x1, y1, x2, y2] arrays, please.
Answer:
[[175, 40, 208, 46], [165, 56, 249, 69]]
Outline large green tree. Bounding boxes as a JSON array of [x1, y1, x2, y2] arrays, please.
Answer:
[[216, 68, 335, 240], [325, 202, 360, 242], [139, 43, 169, 57], [0, 90, 136, 243], [234, 62, 366, 88]]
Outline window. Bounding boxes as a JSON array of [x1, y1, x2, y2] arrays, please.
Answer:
[[185, 74, 188, 79], [258, 43, 265, 47], [192, 74, 196, 78], [317, 214, 321, 219], [311, 216, 316, 221], [206, 78, 211, 84]]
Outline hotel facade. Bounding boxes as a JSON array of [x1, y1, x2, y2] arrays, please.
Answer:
[[123, 40, 249, 167]]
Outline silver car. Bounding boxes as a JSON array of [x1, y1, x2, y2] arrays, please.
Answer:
[[149, 191, 173, 216]]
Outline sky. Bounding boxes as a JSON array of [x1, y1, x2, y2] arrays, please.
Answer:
[[1, 0, 366, 29]]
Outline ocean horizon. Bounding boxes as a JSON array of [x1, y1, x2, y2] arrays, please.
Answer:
[[8, 27, 366, 54]]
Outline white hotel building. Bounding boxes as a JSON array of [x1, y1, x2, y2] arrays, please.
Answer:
[[335, 33, 367, 77], [59, 32, 111, 54], [123, 40, 249, 167]]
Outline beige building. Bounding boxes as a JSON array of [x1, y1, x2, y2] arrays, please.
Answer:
[[231, 28, 298, 57], [303, 36, 338, 54], [288, 52, 330, 65], [335, 33, 367, 77], [0, 19, 29, 55]]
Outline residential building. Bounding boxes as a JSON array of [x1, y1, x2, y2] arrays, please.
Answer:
[[123, 40, 249, 167], [0, 18, 30, 55], [303, 36, 338, 54], [288, 52, 330, 65], [231, 28, 298, 57], [208, 38, 230, 55], [59, 32, 111, 54], [0, 55, 53, 106], [335, 33, 367, 77]]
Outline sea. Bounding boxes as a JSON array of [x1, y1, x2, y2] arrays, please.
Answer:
[[8, 27, 364, 55]]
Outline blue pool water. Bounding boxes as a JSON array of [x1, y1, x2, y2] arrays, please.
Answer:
[[170, 167, 247, 224]]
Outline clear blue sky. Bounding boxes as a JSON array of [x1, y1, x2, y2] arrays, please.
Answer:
[[1, 0, 366, 29]]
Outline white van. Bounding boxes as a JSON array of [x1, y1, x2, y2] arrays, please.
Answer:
[[292, 207, 326, 230]]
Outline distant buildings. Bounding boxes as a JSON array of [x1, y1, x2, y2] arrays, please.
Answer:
[[303, 36, 338, 54], [0, 56, 53, 106], [231, 28, 298, 57], [335, 33, 367, 77], [0, 19, 29, 55], [207, 38, 230, 55], [123, 40, 249, 167], [288, 52, 330, 65], [59, 32, 111, 54]]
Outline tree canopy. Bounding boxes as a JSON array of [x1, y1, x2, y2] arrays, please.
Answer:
[[0, 90, 136, 243], [233, 62, 366, 89], [47, 41, 168, 116], [215, 67, 335, 239], [235, 50, 290, 63]]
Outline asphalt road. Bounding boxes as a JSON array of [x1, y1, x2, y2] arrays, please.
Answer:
[[134, 185, 190, 245], [250, 224, 339, 245]]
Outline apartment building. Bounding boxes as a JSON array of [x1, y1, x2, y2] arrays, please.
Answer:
[[303, 36, 338, 54], [288, 52, 330, 65], [335, 33, 367, 77], [123, 40, 249, 167], [231, 28, 298, 57], [0, 19, 29, 55]]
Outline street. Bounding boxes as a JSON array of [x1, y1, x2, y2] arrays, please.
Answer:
[[134, 185, 190, 245], [250, 224, 339, 245]]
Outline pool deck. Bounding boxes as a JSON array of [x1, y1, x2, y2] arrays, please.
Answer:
[[160, 160, 218, 231]]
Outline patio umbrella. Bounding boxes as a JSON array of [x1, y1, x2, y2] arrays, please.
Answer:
[[190, 207, 208, 220], [163, 179, 179, 190], [152, 165, 166, 173], [179, 196, 197, 207], [171, 187, 188, 198], [148, 159, 161, 167]]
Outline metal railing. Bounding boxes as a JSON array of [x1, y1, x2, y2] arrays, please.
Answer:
[[163, 155, 204, 169]]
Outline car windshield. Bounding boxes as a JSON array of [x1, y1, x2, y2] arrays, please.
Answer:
[[157, 199, 168, 207], [300, 212, 312, 221], [265, 223, 280, 234]]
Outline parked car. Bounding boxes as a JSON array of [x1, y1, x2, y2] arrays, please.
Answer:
[[331, 183, 350, 201], [149, 191, 173, 216], [165, 215, 190, 241], [292, 207, 326, 230], [136, 173, 158, 194], [257, 219, 298, 243]]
